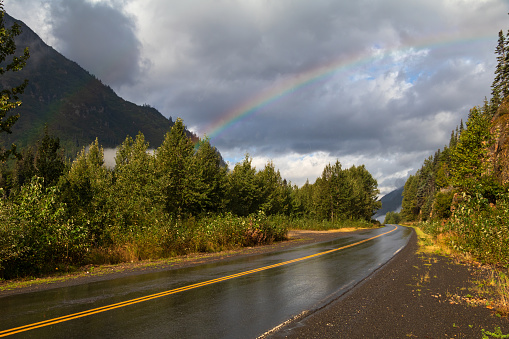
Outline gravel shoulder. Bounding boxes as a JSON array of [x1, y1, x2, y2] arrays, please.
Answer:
[[267, 230, 509, 338], [0, 229, 356, 298]]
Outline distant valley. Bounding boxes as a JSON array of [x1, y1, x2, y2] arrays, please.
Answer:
[[373, 186, 403, 222]]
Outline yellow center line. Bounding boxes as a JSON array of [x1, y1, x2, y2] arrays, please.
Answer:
[[0, 225, 398, 337]]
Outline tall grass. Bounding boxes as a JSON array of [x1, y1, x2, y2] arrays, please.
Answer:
[[288, 217, 377, 230], [0, 208, 289, 279]]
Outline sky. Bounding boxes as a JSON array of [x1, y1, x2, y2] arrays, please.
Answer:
[[4, 0, 509, 195]]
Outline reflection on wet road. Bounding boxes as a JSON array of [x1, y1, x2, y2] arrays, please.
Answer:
[[0, 225, 412, 339]]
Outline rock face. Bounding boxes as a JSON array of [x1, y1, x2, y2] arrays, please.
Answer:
[[490, 98, 509, 185]]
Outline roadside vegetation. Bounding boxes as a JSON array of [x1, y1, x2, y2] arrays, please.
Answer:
[[0, 123, 381, 280], [0, 3, 381, 281], [385, 29, 509, 318]]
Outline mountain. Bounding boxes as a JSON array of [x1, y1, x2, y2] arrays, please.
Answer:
[[0, 13, 194, 155], [373, 186, 404, 221]]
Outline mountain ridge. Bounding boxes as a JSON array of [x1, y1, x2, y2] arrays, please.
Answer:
[[373, 186, 403, 221], [1, 13, 195, 155]]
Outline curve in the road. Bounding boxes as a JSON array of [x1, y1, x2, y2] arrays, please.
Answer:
[[0, 225, 398, 337]]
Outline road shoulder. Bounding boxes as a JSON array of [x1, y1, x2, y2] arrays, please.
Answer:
[[267, 229, 509, 338]]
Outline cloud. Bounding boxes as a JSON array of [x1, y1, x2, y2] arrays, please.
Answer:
[[46, 0, 146, 87], [4, 0, 509, 195]]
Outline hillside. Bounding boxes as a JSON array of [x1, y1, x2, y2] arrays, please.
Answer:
[[0, 13, 193, 154], [373, 186, 403, 221]]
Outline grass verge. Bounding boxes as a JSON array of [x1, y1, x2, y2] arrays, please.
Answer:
[[402, 223, 509, 317]]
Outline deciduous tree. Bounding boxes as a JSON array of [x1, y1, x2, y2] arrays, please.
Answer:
[[0, 2, 29, 161]]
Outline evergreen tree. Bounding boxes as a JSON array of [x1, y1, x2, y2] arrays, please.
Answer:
[[194, 137, 227, 214], [294, 179, 314, 218], [401, 174, 419, 221], [12, 146, 35, 189], [12, 129, 65, 190], [256, 161, 286, 215], [34, 128, 66, 187], [226, 154, 260, 216], [0, 2, 29, 161], [59, 139, 112, 244], [155, 118, 201, 218], [450, 107, 500, 201], [112, 133, 158, 228], [492, 30, 506, 100], [344, 165, 381, 220], [435, 147, 451, 189], [314, 161, 348, 222], [492, 30, 509, 106]]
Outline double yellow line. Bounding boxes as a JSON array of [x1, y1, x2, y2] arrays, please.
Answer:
[[0, 225, 398, 337]]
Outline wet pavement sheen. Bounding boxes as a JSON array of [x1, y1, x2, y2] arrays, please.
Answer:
[[0, 225, 412, 339]]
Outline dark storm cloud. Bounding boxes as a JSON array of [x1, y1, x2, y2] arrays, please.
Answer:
[[4, 0, 509, 192], [47, 0, 145, 87]]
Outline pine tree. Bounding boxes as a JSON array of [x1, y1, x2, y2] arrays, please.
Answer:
[[344, 165, 380, 220], [401, 174, 419, 221], [492, 30, 509, 105], [112, 133, 157, 228], [194, 137, 227, 214], [226, 154, 259, 216], [34, 128, 66, 187], [256, 161, 284, 215], [314, 161, 348, 222], [450, 106, 499, 200], [12, 128, 65, 190], [12, 146, 35, 189], [155, 118, 200, 218], [59, 139, 112, 244], [294, 179, 314, 218]]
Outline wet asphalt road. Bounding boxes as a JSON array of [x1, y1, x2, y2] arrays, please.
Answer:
[[0, 225, 411, 339]]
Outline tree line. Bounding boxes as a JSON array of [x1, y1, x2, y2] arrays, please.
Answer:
[[0, 118, 381, 278]]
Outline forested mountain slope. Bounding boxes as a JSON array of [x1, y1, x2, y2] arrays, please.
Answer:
[[0, 13, 192, 154]]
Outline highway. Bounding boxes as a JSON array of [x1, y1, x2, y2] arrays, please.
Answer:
[[0, 225, 411, 339]]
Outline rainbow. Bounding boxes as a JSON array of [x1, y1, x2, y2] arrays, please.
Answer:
[[203, 30, 498, 141]]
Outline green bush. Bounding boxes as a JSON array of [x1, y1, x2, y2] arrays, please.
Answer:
[[432, 191, 454, 220], [448, 193, 509, 266], [0, 178, 88, 279]]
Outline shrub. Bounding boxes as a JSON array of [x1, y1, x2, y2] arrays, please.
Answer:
[[447, 193, 509, 266], [432, 191, 454, 220], [0, 178, 88, 279]]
